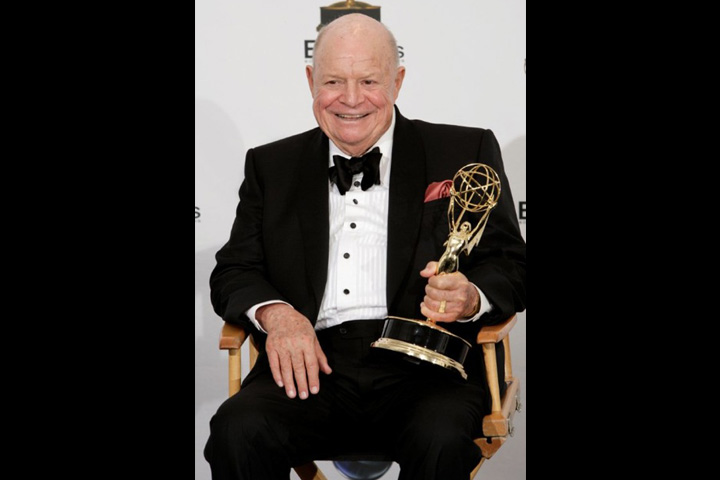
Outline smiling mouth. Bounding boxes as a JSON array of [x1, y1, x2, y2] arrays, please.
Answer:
[[335, 113, 369, 120]]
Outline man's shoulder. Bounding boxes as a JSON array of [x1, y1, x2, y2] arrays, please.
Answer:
[[402, 116, 496, 155], [408, 117, 489, 141], [398, 114, 501, 177]]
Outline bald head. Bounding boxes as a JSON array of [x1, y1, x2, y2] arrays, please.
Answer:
[[313, 13, 399, 69], [306, 13, 405, 157]]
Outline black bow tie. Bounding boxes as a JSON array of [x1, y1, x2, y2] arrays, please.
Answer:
[[328, 147, 382, 195]]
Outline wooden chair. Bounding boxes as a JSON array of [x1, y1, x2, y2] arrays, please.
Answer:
[[219, 315, 522, 480]]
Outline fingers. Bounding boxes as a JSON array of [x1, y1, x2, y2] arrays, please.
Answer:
[[268, 349, 284, 389], [421, 300, 464, 323], [421, 270, 475, 323], [264, 345, 298, 398], [268, 346, 315, 400], [268, 349, 296, 398], [316, 342, 333, 375], [292, 350, 310, 399], [304, 342, 332, 396], [438, 300, 447, 313], [280, 351, 298, 398], [419, 261, 439, 278], [424, 286, 467, 307], [265, 319, 332, 400], [303, 349, 320, 396]]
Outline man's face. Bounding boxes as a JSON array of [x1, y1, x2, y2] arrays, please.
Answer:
[[307, 29, 405, 157]]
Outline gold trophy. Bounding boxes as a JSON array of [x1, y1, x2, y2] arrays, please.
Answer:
[[318, 1, 381, 31], [372, 163, 502, 379]]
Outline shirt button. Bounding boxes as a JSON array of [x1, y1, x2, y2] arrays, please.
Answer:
[[354, 181, 361, 187], [343, 253, 350, 259], [343, 289, 350, 295], [353, 199, 358, 205], [349, 222, 357, 229]]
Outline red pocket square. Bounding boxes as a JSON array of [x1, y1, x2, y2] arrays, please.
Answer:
[[424, 180, 452, 202]]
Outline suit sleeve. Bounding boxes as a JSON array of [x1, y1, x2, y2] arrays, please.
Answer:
[[209, 148, 289, 330], [464, 129, 526, 324]]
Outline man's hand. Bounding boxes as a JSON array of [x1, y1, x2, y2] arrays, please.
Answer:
[[419, 261, 480, 323], [256, 303, 332, 399]]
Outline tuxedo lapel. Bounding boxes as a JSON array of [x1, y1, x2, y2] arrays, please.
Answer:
[[296, 130, 330, 320], [386, 110, 427, 312]]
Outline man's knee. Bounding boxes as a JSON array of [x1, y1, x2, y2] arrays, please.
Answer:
[[209, 395, 284, 450], [393, 416, 481, 480], [405, 418, 469, 451]]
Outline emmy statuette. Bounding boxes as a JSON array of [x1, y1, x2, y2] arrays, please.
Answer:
[[371, 163, 502, 379], [318, 1, 381, 31]]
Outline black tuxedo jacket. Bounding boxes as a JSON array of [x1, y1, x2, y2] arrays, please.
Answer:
[[210, 107, 526, 355]]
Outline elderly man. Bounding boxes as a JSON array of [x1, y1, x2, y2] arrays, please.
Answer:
[[204, 13, 526, 480]]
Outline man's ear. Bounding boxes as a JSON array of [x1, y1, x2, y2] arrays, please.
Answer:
[[394, 66, 406, 100], [306, 65, 314, 94]]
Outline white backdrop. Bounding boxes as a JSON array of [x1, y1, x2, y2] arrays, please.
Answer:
[[195, 1, 526, 478]]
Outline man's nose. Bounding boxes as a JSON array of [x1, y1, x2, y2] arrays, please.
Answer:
[[340, 82, 363, 107]]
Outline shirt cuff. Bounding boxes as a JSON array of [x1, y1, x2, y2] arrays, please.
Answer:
[[246, 300, 292, 334], [455, 284, 493, 323]]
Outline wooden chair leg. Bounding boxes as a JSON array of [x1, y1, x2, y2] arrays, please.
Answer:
[[228, 348, 241, 396], [293, 462, 328, 480], [503, 335, 513, 381], [470, 458, 486, 479], [481, 343, 502, 414]]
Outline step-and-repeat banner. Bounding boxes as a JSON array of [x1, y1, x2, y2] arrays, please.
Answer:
[[196, 2, 525, 479]]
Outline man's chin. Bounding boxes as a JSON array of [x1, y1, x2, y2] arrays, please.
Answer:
[[329, 132, 374, 152]]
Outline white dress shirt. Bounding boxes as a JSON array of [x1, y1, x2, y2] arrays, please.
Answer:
[[315, 113, 396, 330], [247, 111, 492, 332]]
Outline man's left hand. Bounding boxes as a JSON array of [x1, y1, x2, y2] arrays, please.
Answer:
[[419, 261, 479, 323]]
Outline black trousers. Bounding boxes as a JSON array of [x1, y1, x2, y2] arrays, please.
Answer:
[[204, 319, 491, 480]]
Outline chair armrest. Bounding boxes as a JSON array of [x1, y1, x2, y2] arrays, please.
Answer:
[[220, 322, 248, 350], [476, 314, 517, 344]]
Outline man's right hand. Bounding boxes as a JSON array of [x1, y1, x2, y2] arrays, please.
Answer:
[[256, 303, 332, 399]]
